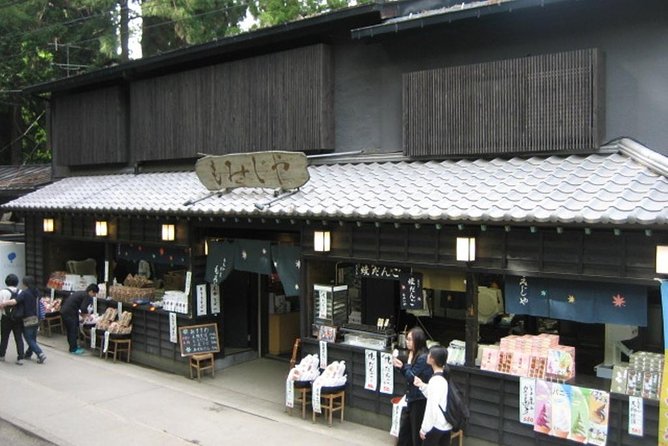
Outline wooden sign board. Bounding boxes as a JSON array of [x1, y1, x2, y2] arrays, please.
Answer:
[[195, 151, 310, 191], [178, 323, 220, 356]]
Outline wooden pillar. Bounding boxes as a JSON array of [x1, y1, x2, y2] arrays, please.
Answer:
[[465, 269, 478, 367]]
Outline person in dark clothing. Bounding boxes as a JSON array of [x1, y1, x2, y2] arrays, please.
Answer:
[[61, 283, 98, 354], [393, 327, 433, 446], [1, 276, 46, 363], [0, 274, 25, 365]]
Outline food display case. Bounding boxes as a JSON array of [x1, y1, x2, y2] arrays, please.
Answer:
[[339, 323, 395, 350]]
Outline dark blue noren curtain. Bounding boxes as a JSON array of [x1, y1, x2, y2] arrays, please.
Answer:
[[117, 243, 189, 266], [271, 245, 301, 297], [205, 240, 235, 284], [234, 239, 273, 275], [505, 276, 647, 326]]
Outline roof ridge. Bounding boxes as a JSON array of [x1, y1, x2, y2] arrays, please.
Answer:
[[611, 138, 668, 177]]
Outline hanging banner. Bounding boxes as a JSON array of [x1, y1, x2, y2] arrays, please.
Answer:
[[587, 389, 610, 446], [205, 240, 235, 284], [169, 312, 178, 343], [104, 260, 109, 282], [210, 283, 221, 314], [659, 280, 668, 444], [196, 284, 207, 316], [506, 275, 647, 326], [103, 331, 110, 353], [399, 272, 424, 310], [117, 243, 189, 266], [235, 239, 272, 275], [312, 381, 322, 414], [117, 302, 122, 318], [319, 340, 328, 370], [285, 378, 294, 409], [519, 377, 536, 425], [365, 349, 378, 391], [628, 396, 643, 437], [355, 263, 403, 280], [568, 385, 590, 444], [380, 352, 394, 394], [271, 245, 301, 297], [185, 271, 192, 295], [92, 294, 97, 314]]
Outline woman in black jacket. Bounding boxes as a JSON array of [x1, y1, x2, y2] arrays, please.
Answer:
[[393, 327, 433, 446]]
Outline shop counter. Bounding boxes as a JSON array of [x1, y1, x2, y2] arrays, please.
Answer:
[[301, 338, 659, 445]]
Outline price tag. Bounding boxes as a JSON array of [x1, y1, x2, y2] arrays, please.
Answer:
[[318, 290, 327, 319]]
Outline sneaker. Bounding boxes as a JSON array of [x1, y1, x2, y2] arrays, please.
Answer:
[[73, 348, 85, 355], [37, 354, 46, 364], [15, 359, 23, 366]]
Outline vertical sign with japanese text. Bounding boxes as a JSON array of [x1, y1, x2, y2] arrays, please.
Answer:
[[365, 349, 378, 391], [519, 377, 536, 425], [319, 340, 328, 370], [196, 284, 207, 316], [380, 352, 394, 394], [169, 312, 177, 343], [628, 396, 643, 437], [210, 283, 221, 314]]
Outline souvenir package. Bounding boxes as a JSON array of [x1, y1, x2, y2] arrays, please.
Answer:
[[511, 352, 531, 377], [529, 356, 547, 379], [610, 351, 664, 400], [546, 346, 575, 381], [533, 379, 552, 434], [568, 386, 590, 444], [497, 351, 513, 374], [610, 365, 629, 394], [586, 389, 610, 446], [480, 346, 500, 372], [549, 383, 572, 439]]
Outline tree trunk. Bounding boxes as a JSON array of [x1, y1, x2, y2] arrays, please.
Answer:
[[119, 0, 129, 62]]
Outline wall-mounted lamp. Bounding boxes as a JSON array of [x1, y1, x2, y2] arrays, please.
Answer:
[[456, 237, 476, 262], [95, 220, 108, 237], [656, 246, 668, 274], [314, 230, 331, 252], [43, 218, 55, 233], [162, 224, 175, 241]]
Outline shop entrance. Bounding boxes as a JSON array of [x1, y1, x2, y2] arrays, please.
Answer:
[[221, 270, 260, 356]]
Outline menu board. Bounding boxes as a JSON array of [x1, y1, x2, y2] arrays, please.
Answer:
[[178, 323, 220, 356]]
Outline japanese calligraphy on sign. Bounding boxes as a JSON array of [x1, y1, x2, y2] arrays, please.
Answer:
[[628, 396, 643, 437], [399, 272, 424, 310], [210, 283, 221, 314], [380, 352, 394, 395], [169, 312, 177, 343], [196, 284, 207, 316], [519, 377, 536, 425], [365, 349, 378, 391], [178, 323, 220, 356], [355, 263, 404, 280], [195, 151, 310, 191], [319, 340, 328, 370]]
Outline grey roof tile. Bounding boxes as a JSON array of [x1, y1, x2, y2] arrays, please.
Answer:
[[5, 148, 668, 226]]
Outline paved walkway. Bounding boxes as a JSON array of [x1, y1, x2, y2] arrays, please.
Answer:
[[0, 333, 497, 446]]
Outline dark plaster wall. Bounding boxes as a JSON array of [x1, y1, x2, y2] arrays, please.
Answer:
[[334, 1, 668, 154]]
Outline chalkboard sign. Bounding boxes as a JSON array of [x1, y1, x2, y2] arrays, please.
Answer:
[[178, 323, 220, 356]]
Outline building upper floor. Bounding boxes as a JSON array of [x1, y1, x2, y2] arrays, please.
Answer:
[[23, 0, 668, 176]]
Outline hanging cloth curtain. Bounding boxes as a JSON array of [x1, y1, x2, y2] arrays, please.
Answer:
[[271, 245, 301, 297], [205, 240, 235, 284], [234, 239, 273, 275]]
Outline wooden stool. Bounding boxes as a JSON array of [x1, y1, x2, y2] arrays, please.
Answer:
[[287, 381, 311, 419], [450, 430, 463, 446], [41, 313, 64, 337], [190, 353, 215, 381], [103, 337, 132, 363], [313, 387, 345, 427]]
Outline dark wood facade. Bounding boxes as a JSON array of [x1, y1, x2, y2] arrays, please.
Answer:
[[304, 222, 662, 284], [49, 44, 334, 167], [52, 86, 129, 166], [403, 49, 605, 157]]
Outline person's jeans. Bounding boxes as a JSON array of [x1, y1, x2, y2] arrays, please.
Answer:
[[23, 325, 43, 358], [0, 315, 24, 360], [62, 315, 79, 352]]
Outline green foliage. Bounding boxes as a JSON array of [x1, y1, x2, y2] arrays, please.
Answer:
[[248, 0, 357, 28]]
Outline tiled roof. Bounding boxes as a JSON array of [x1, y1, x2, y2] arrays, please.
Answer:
[[0, 164, 51, 192], [5, 140, 668, 226]]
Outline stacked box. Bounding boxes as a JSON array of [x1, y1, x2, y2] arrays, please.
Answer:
[[610, 351, 664, 400], [546, 345, 576, 381], [497, 350, 513, 374], [480, 346, 500, 372]]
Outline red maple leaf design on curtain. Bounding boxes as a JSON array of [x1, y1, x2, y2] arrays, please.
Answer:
[[612, 294, 626, 308]]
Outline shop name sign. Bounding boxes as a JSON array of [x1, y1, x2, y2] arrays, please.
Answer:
[[195, 151, 310, 191]]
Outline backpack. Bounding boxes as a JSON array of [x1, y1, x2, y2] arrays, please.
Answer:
[[436, 372, 470, 433], [4, 288, 19, 319]]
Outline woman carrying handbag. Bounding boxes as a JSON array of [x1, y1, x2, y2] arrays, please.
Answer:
[[1, 276, 46, 364]]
